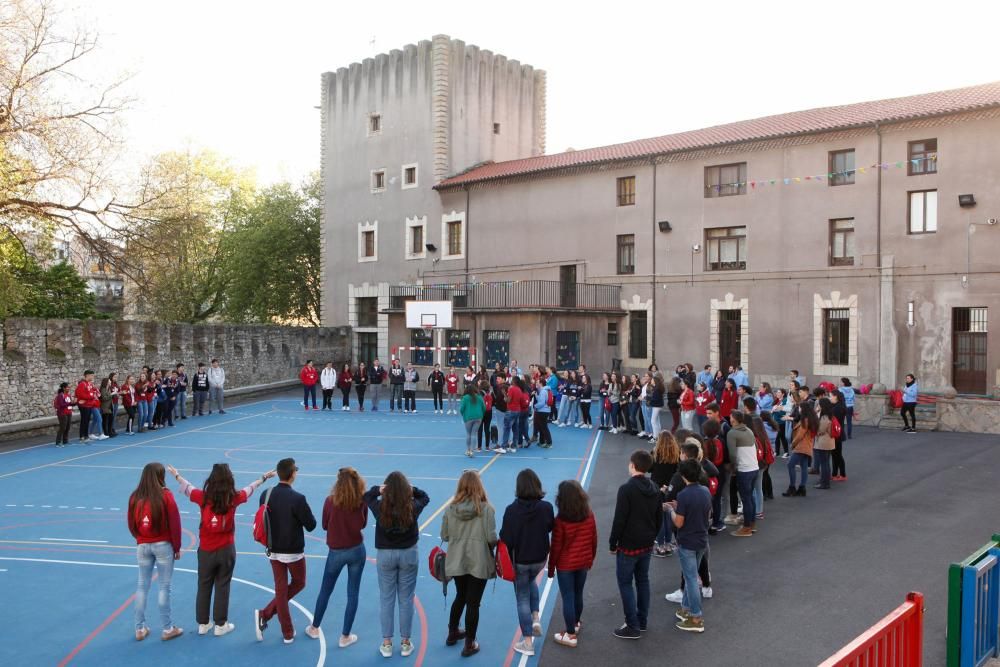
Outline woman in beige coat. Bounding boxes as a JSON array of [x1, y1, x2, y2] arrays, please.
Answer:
[[440, 470, 497, 657], [814, 398, 835, 489]]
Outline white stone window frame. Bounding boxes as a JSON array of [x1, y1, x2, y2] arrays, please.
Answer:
[[441, 210, 466, 261], [709, 292, 750, 372], [348, 282, 390, 363], [367, 112, 382, 137], [404, 215, 427, 261], [370, 168, 387, 194], [358, 221, 378, 263], [622, 294, 653, 365], [401, 163, 419, 190], [813, 291, 859, 377]]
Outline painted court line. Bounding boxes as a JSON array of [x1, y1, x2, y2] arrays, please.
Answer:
[[0, 539, 328, 558], [209, 430, 465, 440], [0, 403, 276, 480], [40, 538, 109, 544], [127, 442, 583, 461], [54, 463, 459, 482], [0, 556, 327, 667]]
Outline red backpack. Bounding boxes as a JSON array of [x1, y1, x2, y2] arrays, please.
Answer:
[[756, 437, 775, 466], [495, 540, 515, 582], [252, 486, 274, 554], [707, 476, 719, 497], [830, 416, 842, 440], [888, 390, 903, 409], [709, 437, 724, 468], [546, 388, 555, 408]]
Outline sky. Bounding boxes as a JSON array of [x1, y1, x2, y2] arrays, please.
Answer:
[[63, 0, 1000, 186]]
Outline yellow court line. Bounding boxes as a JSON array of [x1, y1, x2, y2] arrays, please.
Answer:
[[418, 452, 501, 532]]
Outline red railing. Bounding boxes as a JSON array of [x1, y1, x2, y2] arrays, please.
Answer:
[[819, 592, 925, 667]]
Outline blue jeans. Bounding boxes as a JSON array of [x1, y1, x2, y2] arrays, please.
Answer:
[[313, 543, 366, 635], [598, 399, 609, 427], [641, 403, 652, 433], [303, 384, 317, 408], [137, 400, 148, 428], [678, 547, 705, 618], [556, 569, 588, 634], [376, 546, 418, 639], [610, 403, 621, 429], [753, 467, 765, 515], [567, 399, 580, 425], [736, 470, 756, 527], [629, 402, 641, 431], [88, 408, 103, 437], [514, 562, 544, 636], [815, 449, 832, 485], [501, 411, 516, 447], [788, 452, 811, 488], [174, 391, 186, 418], [656, 513, 675, 547], [615, 550, 651, 630], [149, 396, 159, 423], [135, 541, 175, 631], [518, 412, 529, 445], [556, 397, 570, 424], [696, 413, 708, 434]]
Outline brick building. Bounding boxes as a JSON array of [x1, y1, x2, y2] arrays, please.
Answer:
[[320, 35, 1000, 395]]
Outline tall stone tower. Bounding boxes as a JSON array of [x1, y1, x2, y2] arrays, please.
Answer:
[[320, 35, 546, 363]]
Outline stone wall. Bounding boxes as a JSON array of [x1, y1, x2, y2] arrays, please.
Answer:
[[0, 318, 352, 424]]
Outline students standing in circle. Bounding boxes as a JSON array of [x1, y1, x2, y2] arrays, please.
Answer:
[[168, 463, 275, 637], [500, 469, 555, 657], [128, 462, 183, 641], [459, 383, 485, 457], [441, 470, 497, 657], [337, 363, 353, 411], [320, 361, 337, 411], [365, 471, 430, 658], [306, 466, 368, 648], [254, 458, 317, 645], [548, 480, 597, 648]]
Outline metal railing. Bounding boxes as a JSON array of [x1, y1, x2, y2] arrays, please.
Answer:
[[387, 281, 622, 312], [948, 535, 1000, 667], [819, 592, 925, 667]]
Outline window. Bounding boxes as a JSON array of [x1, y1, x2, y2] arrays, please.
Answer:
[[705, 226, 747, 271], [404, 215, 426, 260], [493, 123, 501, 135], [908, 190, 938, 234], [358, 332, 378, 366], [607, 322, 618, 346], [823, 308, 850, 366], [362, 230, 375, 257], [616, 234, 635, 274], [908, 139, 937, 175], [410, 329, 433, 366], [829, 218, 855, 266], [410, 225, 424, 256], [368, 113, 381, 135], [555, 331, 579, 371], [484, 330, 510, 367], [616, 176, 635, 206], [446, 330, 471, 367], [704, 162, 747, 197], [401, 163, 418, 190], [629, 311, 648, 359], [828, 149, 855, 186], [356, 297, 378, 328], [447, 220, 462, 256], [371, 170, 386, 193]]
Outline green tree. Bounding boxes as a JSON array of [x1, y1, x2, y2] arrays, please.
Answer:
[[128, 150, 253, 322], [222, 175, 322, 325], [15, 260, 101, 319]]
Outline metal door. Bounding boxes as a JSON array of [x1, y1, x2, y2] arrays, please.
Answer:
[[953, 308, 987, 394], [719, 310, 741, 372], [560, 265, 577, 308]]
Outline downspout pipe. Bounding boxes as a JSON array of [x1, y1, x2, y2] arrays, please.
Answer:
[[650, 159, 658, 365]]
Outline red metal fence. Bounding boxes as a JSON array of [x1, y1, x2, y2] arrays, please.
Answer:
[[819, 592, 925, 667]]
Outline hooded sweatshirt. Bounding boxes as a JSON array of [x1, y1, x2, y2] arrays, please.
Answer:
[[727, 423, 759, 473], [441, 500, 497, 580], [499, 498, 554, 564], [609, 474, 663, 552], [363, 485, 430, 549]]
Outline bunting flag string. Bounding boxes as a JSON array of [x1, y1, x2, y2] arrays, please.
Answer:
[[708, 154, 938, 192]]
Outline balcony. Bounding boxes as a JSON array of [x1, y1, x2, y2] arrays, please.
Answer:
[[387, 281, 624, 314]]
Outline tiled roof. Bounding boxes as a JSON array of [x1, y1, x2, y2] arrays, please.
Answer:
[[436, 81, 1000, 189]]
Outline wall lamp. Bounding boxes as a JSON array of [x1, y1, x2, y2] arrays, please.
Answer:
[[958, 194, 976, 208], [425, 243, 437, 252], [658, 220, 672, 233]]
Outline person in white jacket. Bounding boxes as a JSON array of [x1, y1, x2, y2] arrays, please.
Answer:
[[320, 362, 337, 411], [208, 358, 226, 414]]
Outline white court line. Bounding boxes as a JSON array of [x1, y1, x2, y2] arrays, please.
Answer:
[[0, 556, 326, 667], [517, 429, 603, 667], [208, 430, 464, 440], [40, 537, 109, 544], [0, 403, 276, 480], [55, 463, 458, 482]]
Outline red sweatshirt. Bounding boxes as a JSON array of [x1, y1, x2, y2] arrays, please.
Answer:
[[720, 389, 738, 418], [445, 374, 459, 394], [507, 385, 525, 413], [178, 477, 262, 551], [54, 392, 74, 416], [695, 390, 714, 416], [300, 366, 319, 386], [548, 512, 598, 577], [121, 385, 138, 408], [680, 388, 695, 411], [128, 489, 182, 553], [74, 380, 100, 409], [322, 496, 368, 550]]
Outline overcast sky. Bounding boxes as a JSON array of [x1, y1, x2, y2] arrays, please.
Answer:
[[69, 0, 1000, 185]]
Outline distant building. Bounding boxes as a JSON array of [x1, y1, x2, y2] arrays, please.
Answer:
[[321, 35, 1000, 395]]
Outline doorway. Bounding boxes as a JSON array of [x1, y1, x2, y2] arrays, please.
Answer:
[[719, 309, 741, 373], [952, 307, 987, 394], [560, 265, 576, 308], [357, 332, 378, 367]]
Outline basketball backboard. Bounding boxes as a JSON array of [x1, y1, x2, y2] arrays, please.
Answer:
[[405, 300, 453, 329]]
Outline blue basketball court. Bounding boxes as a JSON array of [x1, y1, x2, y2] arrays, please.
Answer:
[[0, 395, 602, 667]]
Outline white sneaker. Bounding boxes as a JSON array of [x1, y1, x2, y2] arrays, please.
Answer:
[[701, 586, 713, 599], [98, 434, 109, 440], [513, 638, 535, 656], [305, 625, 320, 639], [339, 633, 358, 647], [400, 639, 415, 657], [380, 641, 393, 658], [494, 447, 506, 454], [724, 514, 741, 526], [665, 589, 684, 603], [610, 427, 618, 434], [214, 622, 235, 636], [283, 630, 296, 644], [198, 623, 213, 635]]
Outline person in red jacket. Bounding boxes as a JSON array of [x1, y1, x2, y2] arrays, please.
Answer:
[[719, 379, 738, 423], [548, 480, 598, 648], [300, 359, 320, 411], [75, 370, 103, 443], [121, 375, 139, 436], [167, 463, 275, 637], [337, 363, 353, 411], [445, 367, 460, 415], [127, 462, 184, 642], [54, 382, 76, 447]]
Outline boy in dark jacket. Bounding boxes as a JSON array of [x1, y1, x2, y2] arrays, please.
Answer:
[[609, 450, 662, 639], [192, 363, 210, 416], [389, 359, 405, 412], [255, 458, 317, 644]]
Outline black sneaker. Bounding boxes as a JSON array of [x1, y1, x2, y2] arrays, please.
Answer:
[[254, 609, 267, 641], [907, 428, 917, 433], [613, 624, 640, 640]]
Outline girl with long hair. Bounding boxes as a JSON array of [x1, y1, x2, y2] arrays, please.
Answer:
[[460, 383, 486, 457], [719, 379, 738, 422], [354, 362, 368, 411], [772, 388, 790, 458], [830, 390, 848, 481], [337, 363, 353, 411], [121, 375, 138, 436], [783, 402, 818, 497], [626, 374, 642, 435], [651, 432, 681, 556], [441, 470, 497, 657], [679, 378, 696, 431], [578, 373, 594, 429], [306, 466, 368, 647], [364, 471, 430, 658], [637, 372, 653, 438], [711, 369, 726, 404], [53, 381, 75, 447], [607, 372, 622, 433], [500, 469, 555, 657], [99, 377, 115, 437], [666, 376, 682, 434], [548, 480, 597, 648], [814, 398, 835, 489], [128, 462, 183, 641], [749, 416, 773, 518], [597, 372, 611, 429], [647, 373, 666, 441], [167, 463, 275, 637]]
